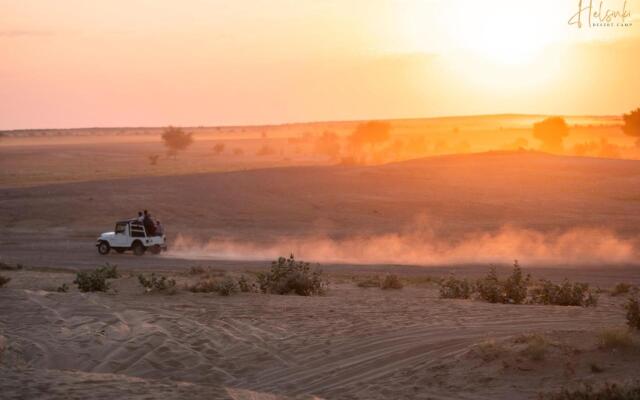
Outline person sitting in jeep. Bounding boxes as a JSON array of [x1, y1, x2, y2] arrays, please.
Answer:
[[143, 210, 156, 236]]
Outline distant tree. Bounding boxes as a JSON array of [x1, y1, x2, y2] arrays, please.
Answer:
[[314, 131, 341, 160], [622, 108, 640, 146], [161, 126, 193, 159], [148, 154, 160, 166], [533, 117, 569, 153], [212, 143, 225, 155], [349, 121, 391, 149]]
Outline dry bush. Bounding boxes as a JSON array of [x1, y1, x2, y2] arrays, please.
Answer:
[[56, 283, 69, 293], [257, 254, 327, 296], [597, 328, 634, 350], [187, 276, 238, 296], [625, 297, 640, 330], [529, 279, 598, 307], [356, 276, 381, 288], [541, 382, 640, 400], [0, 262, 23, 271], [439, 276, 473, 299], [381, 274, 403, 290], [611, 283, 633, 297], [0, 275, 10, 288], [472, 339, 505, 362], [138, 273, 177, 294], [622, 107, 640, 146], [188, 266, 206, 275], [187, 277, 219, 293], [516, 334, 549, 361]]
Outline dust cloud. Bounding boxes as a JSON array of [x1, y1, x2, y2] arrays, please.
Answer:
[[166, 226, 638, 266]]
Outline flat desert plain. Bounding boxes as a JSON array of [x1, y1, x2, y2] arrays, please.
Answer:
[[1, 118, 640, 399]]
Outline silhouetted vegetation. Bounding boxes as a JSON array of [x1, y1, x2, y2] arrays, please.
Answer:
[[161, 126, 193, 158], [625, 297, 640, 330], [0, 275, 10, 288], [622, 108, 640, 146], [138, 273, 177, 294], [533, 117, 569, 153], [257, 254, 327, 296]]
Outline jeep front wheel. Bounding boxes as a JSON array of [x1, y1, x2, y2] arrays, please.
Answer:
[[132, 241, 146, 256], [97, 241, 110, 255]]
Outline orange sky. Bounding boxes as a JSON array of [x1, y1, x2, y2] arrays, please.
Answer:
[[1, 0, 639, 130]]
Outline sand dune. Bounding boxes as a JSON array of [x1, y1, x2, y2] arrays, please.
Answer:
[[1, 267, 638, 399]]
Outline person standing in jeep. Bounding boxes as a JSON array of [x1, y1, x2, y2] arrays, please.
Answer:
[[142, 210, 156, 236]]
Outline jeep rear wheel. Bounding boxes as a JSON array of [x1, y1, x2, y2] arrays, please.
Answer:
[[150, 245, 161, 255], [132, 241, 146, 256], [98, 241, 110, 255]]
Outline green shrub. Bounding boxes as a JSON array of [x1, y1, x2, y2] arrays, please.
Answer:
[[257, 254, 327, 296], [439, 276, 473, 299], [477, 267, 505, 303], [625, 297, 640, 331], [0, 275, 10, 288], [503, 260, 530, 304], [187, 277, 218, 293], [138, 273, 176, 294], [56, 283, 69, 293], [529, 279, 598, 307], [541, 382, 640, 400], [97, 263, 119, 279], [74, 270, 110, 292], [381, 274, 403, 290], [214, 276, 238, 296], [236, 275, 254, 292], [477, 261, 530, 304]]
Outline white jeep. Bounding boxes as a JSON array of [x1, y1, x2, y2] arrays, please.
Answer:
[[96, 219, 167, 256]]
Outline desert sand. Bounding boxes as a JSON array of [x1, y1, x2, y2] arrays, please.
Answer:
[[2, 118, 640, 399]]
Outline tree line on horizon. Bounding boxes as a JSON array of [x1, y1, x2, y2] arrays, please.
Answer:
[[153, 108, 640, 165]]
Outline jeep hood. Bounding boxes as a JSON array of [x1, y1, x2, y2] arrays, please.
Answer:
[[99, 232, 115, 239]]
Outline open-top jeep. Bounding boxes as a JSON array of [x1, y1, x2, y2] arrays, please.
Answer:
[[96, 220, 166, 256]]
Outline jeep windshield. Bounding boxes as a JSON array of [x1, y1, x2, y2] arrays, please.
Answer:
[[115, 222, 127, 234]]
